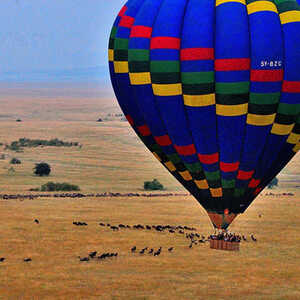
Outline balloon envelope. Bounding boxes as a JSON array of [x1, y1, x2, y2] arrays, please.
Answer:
[[109, 0, 300, 229]]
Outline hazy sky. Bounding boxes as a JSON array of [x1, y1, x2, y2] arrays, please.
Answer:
[[0, 0, 124, 72], [3, 0, 300, 75]]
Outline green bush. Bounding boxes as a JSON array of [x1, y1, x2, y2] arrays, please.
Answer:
[[267, 177, 278, 189], [144, 179, 164, 191], [40, 182, 80, 192], [10, 158, 21, 164]]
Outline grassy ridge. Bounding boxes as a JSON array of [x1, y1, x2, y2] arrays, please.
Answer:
[[0, 120, 184, 193], [0, 119, 298, 193]]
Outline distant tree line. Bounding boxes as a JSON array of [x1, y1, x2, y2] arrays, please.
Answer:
[[30, 182, 80, 192], [4, 138, 79, 151], [41, 182, 80, 192]]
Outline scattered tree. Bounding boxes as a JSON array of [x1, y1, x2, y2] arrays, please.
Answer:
[[144, 179, 164, 191], [267, 177, 278, 189], [10, 158, 21, 164], [34, 162, 51, 176]]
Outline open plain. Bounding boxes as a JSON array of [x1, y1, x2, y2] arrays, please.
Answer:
[[0, 83, 299, 300]]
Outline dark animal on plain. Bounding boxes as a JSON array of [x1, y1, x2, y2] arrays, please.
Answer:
[[131, 246, 136, 253], [146, 225, 151, 230], [73, 222, 78, 226], [107, 224, 111, 227], [111, 226, 119, 231], [168, 247, 174, 252], [24, 258, 32, 262], [179, 230, 184, 234], [154, 247, 162, 256], [195, 233, 200, 238], [113, 253, 118, 257], [34, 219, 39, 224], [242, 235, 247, 241], [82, 222, 88, 226], [140, 247, 147, 254], [89, 251, 97, 258], [156, 226, 163, 231], [99, 253, 109, 259], [199, 239, 205, 243], [119, 224, 126, 228], [251, 234, 257, 242], [99, 223, 105, 226], [0, 258, 5, 262], [79, 256, 89, 261], [169, 230, 175, 233], [148, 249, 154, 254], [126, 225, 131, 228], [189, 242, 193, 248], [259, 214, 262, 218]]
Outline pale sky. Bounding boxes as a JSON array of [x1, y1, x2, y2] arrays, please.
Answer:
[[0, 0, 124, 72], [1, 0, 299, 80]]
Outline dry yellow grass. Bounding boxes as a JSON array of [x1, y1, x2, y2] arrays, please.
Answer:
[[0, 193, 300, 300], [0, 85, 299, 299]]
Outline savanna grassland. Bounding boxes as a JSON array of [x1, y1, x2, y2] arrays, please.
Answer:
[[0, 83, 299, 300]]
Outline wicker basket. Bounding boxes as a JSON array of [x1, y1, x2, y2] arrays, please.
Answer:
[[210, 239, 240, 251]]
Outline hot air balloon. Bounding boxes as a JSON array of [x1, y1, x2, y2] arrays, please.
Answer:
[[108, 0, 300, 230]]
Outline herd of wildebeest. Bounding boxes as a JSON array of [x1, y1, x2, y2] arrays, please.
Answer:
[[0, 218, 258, 264], [0, 192, 187, 200], [0, 191, 294, 200], [73, 221, 258, 261]]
